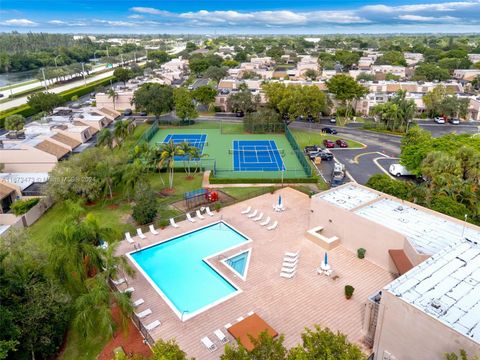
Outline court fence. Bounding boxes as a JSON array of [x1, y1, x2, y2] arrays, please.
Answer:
[[285, 125, 313, 177], [136, 120, 159, 146], [242, 121, 286, 134], [209, 169, 317, 183]]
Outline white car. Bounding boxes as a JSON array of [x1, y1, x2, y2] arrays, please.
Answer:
[[389, 164, 412, 177], [434, 116, 445, 124], [330, 117, 337, 123]]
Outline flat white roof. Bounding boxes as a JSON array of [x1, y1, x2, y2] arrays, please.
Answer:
[[355, 198, 480, 255], [386, 239, 480, 344], [316, 185, 380, 210], [0, 225, 10, 236]]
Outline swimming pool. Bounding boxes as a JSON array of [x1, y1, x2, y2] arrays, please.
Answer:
[[128, 221, 251, 321], [222, 249, 251, 281]]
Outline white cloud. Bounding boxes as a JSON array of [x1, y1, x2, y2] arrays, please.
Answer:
[[397, 14, 458, 21], [1, 18, 37, 26], [48, 20, 66, 25], [94, 19, 136, 27], [130, 7, 171, 16], [363, 0, 480, 13], [128, 14, 144, 19]]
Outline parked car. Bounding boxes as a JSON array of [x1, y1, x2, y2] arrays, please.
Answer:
[[434, 116, 445, 124], [323, 139, 335, 148], [308, 150, 333, 161], [124, 108, 133, 116], [304, 145, 321, 153], [0, 93, 4, 98], [335, 139, 348, 148], [449, 118, 460, 125], [330, 117, 337, 123], [331, 162, 346, 187], [139, 111, 147, 116], [321, 127, 337, 134], [219, 89, 230, 95], [389, 164, 412, 177]]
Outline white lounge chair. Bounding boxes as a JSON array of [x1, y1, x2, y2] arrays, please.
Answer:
[[196, 210, 205, 220], [112, 278, 126, 286], [282, 260, 298, 268], [206, 207, 214, 216], [247, 311, 254, 316], [170, 218, 179, 228], [123, 287, 134, 294], [284, 255, 299, 263], [149, 224, 159, 235], [236, 316, 244, 322], [260, 216, 270, 226], [247, 210, 258, 218], [224, 323, 232, 329], [136, 308, 152, 319], [125, 232, 134, 244], [186, 212, 196, 223], [201, 336, 217, 352], [280, 271, 296, 279], [133, 298, 144, 307], [267, 220, 278, 230], [285, 250, 299, 258], [281, 266, 297, 273], [241, 206, 252, 214], [145, 320, 161, 331], [253, 212, 263, 222], [137, 228, 146, 239], [214, 329, 229, 344]]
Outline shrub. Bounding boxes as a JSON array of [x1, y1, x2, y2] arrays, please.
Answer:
[[357, 248, 366, 259], [71, 95, 79, 101], [10, 198, 40, 216], [158, 219, 170, 229], [214, 202, 222, 211], [132, 184, 158, 225], [345, 285, 355, 299]]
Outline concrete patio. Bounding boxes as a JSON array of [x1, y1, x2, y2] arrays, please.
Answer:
[[115, 187, 394, 359]]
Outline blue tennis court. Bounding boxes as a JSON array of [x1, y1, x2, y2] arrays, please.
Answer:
[[232, 140, 285, 171], [162, 134, 207, 160]]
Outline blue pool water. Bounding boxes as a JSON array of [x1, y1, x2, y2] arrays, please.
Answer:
[[130, 222, 248, 317], [226, 251, 249, 277]]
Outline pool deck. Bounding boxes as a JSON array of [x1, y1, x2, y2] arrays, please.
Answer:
[[114, 187, 394, 359]]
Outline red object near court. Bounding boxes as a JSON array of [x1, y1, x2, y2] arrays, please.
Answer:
[[205, 189, 219, 202]]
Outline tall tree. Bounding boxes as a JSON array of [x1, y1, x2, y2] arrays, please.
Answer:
[[156, 141, 181, 189], [113, 67, 133, 85], [132, 83, 174, 119], [107, 88, 118, 110], [4, 114, 25, 131], [174, 87, 198, 122], [27, 92, 64, 114], [326, 74, 368, 119]]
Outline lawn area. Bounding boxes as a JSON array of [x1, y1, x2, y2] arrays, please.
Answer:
[[58, 327, 108, 360], [291, 128, 364, 149]]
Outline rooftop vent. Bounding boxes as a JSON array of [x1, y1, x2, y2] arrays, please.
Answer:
[[426, 299, 446, 316]]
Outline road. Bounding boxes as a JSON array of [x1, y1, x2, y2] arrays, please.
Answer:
[[0, 60, 146, 111]]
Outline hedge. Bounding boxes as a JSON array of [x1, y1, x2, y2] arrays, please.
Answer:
[[208, 173, 318, 184], [10, 198, 40, 216], [0, 75, 116, 128]]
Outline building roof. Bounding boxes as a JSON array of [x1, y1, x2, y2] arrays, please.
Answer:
[[51, 133, 81, 148], [34, 139, 70, 159], [0, 173, 48, 191], [0, 183, 15, 199], [316, 184, 380, 210], [355, 198, 480, 255], [386, 239, 480, 344]]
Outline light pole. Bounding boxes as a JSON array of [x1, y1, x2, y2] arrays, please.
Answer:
[[81, 62, 87, 86], [54, 55, 61, 68], [41, 68, 48, 90], [120, 53, 124, 66], [145, 49, 148, 60], [93, 50, 98, 61], [134, 51, 137, 63], [461, 214, 468, 239], [406, 119, 412, 132]]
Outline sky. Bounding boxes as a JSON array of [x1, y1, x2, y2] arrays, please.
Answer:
[[1, 0, 480, 34]]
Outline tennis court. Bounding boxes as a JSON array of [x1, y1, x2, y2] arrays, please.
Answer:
[[232, 140, 285, 171], [149, 127, 310, 180], [162, 134, 207, 160]]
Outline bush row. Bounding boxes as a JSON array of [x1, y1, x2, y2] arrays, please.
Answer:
[[209, 173, 318, 184]]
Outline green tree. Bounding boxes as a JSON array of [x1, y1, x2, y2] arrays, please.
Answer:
[[334, 50, 361, 70], [366, 174, 412, 199], [303, 69, 319, 81], [156, 140, 181, 189], [4, 114, 25, 131], [356, 72, 375, 82], [113, 67, 134, 85], [107, 88, 119, 110], [149, 50, 171, 65], [371, 90, 416, 132], [150, 339, 189, 360], [413, 63, 450, 81], [192, 86, 217, 106], [326, 75, 368, 119], [113, 118, 134, 145], [242, 70, 259, 80], [400, 127, 434, 175], [132, 182, 158, 225], [204, 66, 228, 82], [244, 108, 282, 133], [222, 59, 239, 68], [222, 331, 287, 360], [97, 128, 114, 149], [266, 46, 284, 61], [289, 325, 367, 360], [27, 91, 64, 114], [227, 89, 259, 115], [133, 83, 174, 119], [174, 87, 198, 121], [423, 85, 451, 118], [375, 51, 407, 66], [445, 349, 479, 360]]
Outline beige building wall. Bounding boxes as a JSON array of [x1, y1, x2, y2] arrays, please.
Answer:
[[373, 291, 480, 360], [1, 146, 58, 172], [309, 197, 404, 273], [96, 92, 135, 111]]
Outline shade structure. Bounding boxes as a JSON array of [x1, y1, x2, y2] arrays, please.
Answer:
[[324, 252, 328, 266], [278, 195, 282, 206], [227, 313, 278, 351]]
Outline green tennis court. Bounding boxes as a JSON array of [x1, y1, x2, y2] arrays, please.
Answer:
[[149, 128, 310, 179]]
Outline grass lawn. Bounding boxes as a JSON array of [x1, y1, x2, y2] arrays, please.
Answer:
[[291, 129, 364, 149], [58, 328, 108, 360]]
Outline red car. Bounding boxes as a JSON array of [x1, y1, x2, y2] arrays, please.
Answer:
[[323, 139, 335, 148], [335, 139, 348, 148]]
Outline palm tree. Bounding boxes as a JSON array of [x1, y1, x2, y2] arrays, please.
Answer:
[[107, 88, 118, 110], [97, 128, 114, 150], [95, 159, 119, 199], [113, 120, 130, 146], [121, 160, 146, 200], [176, 142, 193, 177], [157, 140, 180, 189]]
